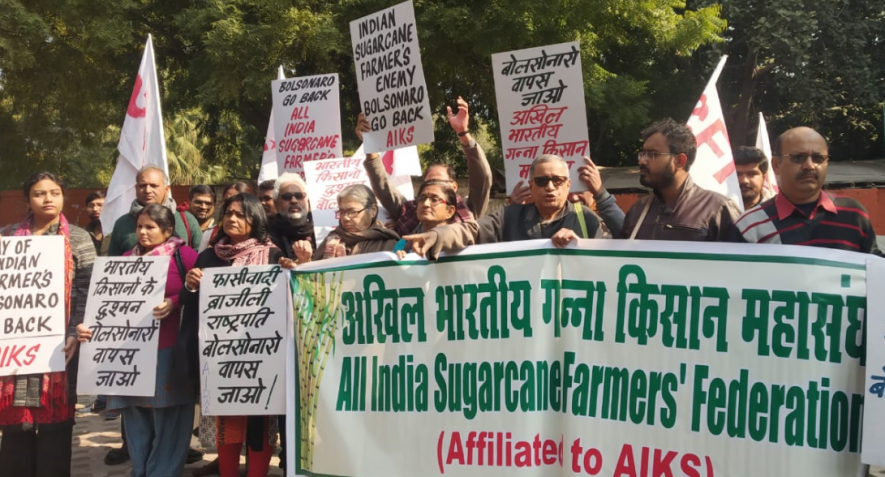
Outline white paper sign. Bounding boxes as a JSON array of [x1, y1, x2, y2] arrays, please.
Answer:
[[863, 256, 885, 466], [78, 256, 168, 396], [200, 265, 289, 415], [0, 236, 66, 376], [492, 41, 589, 192], [304, 153, 415, 244], [350, 0, 434, 153], [271, 74, 343, 178]]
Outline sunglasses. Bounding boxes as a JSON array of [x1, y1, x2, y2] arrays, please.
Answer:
[[780, 153, 829, 165], [280, 192, 307, 201], [532, 175, 569, 188]]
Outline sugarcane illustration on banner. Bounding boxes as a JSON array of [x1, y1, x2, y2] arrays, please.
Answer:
[[290, 271, 345, 469]]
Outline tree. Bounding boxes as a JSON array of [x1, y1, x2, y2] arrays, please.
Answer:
[[1, 0, 731, 189], [699, 0, 885, 159]]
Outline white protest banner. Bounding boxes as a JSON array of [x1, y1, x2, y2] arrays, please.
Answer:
[[258, 66, 286, 182], [350, 0, 434, 153], [756, 112, 779, 196], [493, 42, 589, 192], [271, 73, 343, 178], [303, 151, 415, 243], [687, 55, 743, 211], [200, 265, 288, 415], [862, 256, 885, 466], [77, 256, 168, 396], [0, 236, 66, 376], [290, 239, 873, 477]]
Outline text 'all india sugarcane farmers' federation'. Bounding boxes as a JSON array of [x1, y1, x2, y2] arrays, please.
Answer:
[[335, 352, 862, 454]]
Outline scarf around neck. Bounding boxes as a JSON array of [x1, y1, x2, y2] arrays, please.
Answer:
[[132, 235, 186, 257], [213, 236, 275, 266], [130, 196, 177, 216]]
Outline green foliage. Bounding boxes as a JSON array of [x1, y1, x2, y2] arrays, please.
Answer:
[[1, 0, 879, 192], [698, 0, 885, 159]]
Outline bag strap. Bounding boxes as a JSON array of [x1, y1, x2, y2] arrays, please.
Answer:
[[172, 248, 188, 330], [173, 248, 187, 285], [628, 198, 653, 240], [573, 202, 588, 239]]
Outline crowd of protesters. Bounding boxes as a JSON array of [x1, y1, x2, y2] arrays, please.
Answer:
[[0, 95, 880, 477]]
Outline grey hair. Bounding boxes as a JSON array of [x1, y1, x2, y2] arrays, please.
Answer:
[[338, 184, 375, 208], [338, 184, 378, 221], [273, 172, 308, 199], [136, 166, 169, 185], [528, 154, 568, 178]]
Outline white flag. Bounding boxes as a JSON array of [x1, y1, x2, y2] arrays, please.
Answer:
[[756, 112, 779, 195], [686, 56, 743, 211], [257, 66, 286, 183], [101, 35, 169, 232]]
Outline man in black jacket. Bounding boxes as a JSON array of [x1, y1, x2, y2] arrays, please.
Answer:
[[268, 172, 315, 265], [403, 154, 609, 259]]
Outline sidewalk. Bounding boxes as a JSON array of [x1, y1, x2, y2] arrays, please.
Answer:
[[71, 396, 284, 477]]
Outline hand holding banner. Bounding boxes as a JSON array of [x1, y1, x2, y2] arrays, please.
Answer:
[[0, 237, 66, 376], [78, 256, 169, 396]]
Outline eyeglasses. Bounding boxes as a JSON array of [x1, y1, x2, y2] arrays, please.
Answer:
[[280, 192, 307, 201], [780, 153, 829, 165], [417, 194, 448, 206], [532, 176, 569, 188], [339, 206, 367, 219], [638, 151, 677, 161]]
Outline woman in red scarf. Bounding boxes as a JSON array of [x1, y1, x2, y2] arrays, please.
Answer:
[[0, 172, 95, 477], [180, 193, 282, 477]]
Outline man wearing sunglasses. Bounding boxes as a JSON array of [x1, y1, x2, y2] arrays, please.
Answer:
[[356, 96, 492, 236], [268, 172, 316, 266], [620, 118, 741, 241], [401, 154, 607, 259], [734, 127, 879, 253]]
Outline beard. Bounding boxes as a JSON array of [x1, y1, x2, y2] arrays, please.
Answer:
[[285, 210, 307, 225], [741, 187, 760, 202], [639, 160, 677, 190]]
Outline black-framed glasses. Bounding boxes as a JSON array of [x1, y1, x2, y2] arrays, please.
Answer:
[[280, 192, 307, 201], [781, 153, 829, 165], [532, 175, 569, 188], [339, 206, 367, 219], [417, 194, 448, 206], [638, 151, 677, 161]]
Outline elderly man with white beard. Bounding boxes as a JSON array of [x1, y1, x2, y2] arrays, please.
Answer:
[[268, 172, 316, 267]]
